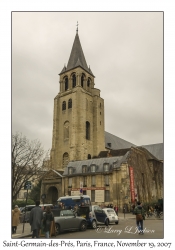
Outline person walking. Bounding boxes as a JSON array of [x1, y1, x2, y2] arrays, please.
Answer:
[[12, 205, 21, 234], [43, 206, 54, 238], [134, 201, 145, 235], [29, 200, 43, 238]]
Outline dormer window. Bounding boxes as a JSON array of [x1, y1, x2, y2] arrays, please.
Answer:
[[91, 165, 96, 172], [104, 163, 109, 172], [113, 161, 118, 169], [82, 165, 87, 173], [68, 167, 73, 175]]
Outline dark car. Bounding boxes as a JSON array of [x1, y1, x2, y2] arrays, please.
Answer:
[[77, 205, 109, 229], [53, 209, 87, 235], [20, 205, 36, 223]]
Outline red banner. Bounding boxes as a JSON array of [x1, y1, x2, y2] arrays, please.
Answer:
[[129, 166, 135, 203]]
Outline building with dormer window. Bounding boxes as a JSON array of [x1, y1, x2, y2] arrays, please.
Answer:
[[41, 27, 163, 209]]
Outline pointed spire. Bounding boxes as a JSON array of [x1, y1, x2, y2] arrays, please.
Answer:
[[66, 32, 89, 72], [59, 27, 94, 77], [60, 64, 67, 74], [76, 21, 78, 34], [60, 26, 94, 76]]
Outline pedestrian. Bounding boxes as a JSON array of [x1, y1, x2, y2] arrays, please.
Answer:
[[29, 200, 43, 238], [134, 201, 145, 235], [115, 205, 118, 215], [12, 205, 21, 234], [43, 206, 54, 238]]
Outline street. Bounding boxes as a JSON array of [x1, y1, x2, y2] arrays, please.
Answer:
[[17, 216, 163, 240], [53, 218, 163, 239]]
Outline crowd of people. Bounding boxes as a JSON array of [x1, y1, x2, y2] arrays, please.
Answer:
[[12, 200, 54, 238]]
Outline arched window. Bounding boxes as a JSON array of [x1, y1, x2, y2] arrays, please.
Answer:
[[87, 78, 91, 87], [72, 74, 76, 88], [81, 74, 85, 87], [63, 152, 69, 168], [62, 101, 66, 111], [65, 77, 68, 91], [68, 99, 72, 109], [86, 121, 90, 140], [62, 101, 66, 110], [88, 154, 91, 159], [64, 121, 69, 139]]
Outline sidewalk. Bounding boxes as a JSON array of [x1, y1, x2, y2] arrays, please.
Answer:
[[12, 222, 32, 239]]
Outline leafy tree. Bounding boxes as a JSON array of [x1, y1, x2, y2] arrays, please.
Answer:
[[12, 132, 49, 201]]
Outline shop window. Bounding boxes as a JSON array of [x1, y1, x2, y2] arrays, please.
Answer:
[[105, 190, 110, 202], [91, 190, 95, 202]]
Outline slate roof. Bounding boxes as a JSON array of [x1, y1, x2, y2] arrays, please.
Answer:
[[60, 32, 94, 76], [104, 131, 163, 161], [140, 143, 164, 161], [63, 153, 130, 176], [105, 131, 136, 150]]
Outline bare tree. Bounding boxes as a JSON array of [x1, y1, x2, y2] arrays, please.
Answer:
[[12, 132, 49, 201]]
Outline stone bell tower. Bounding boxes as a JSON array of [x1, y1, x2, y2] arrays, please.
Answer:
[[50, 27, 105, 170]]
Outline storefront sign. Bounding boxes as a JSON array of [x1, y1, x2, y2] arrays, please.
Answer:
[[95, 190, 104, 202], [71, 187, 106, 191]]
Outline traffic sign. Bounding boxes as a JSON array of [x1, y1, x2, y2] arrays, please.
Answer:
[[41, 194, 46, 199], [24, 181, 32, 190]]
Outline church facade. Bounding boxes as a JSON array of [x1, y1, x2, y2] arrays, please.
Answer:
[[41, 29, 163, 209]]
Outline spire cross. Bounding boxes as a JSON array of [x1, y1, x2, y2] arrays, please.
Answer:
[[76, 21, 79, 33]]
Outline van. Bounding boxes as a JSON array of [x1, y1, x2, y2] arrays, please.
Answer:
[[57, 195, 90, 209]]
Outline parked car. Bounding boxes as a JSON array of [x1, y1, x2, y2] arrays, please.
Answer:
[[20, 205, 36, 223], [77, 205, 109, 229], [102, 208, 119, 224], [20, 204, 53, 223], [54, 209, 87, 235]]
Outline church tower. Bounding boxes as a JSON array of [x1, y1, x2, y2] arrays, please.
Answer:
[[50, 27, 105, 170]]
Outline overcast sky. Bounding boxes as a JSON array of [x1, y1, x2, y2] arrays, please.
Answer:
[[12, 12, 163, 151]]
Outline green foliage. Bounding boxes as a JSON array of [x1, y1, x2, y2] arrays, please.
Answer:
[[12, 199, 35, 208], [28, 180, 42, 201]]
